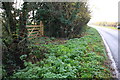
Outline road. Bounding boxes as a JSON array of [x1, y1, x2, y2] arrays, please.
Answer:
[[89, 25, 120, 73]]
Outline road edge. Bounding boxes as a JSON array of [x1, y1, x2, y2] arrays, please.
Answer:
[[97, 29, 119, 78], [88, 25, 119, 78]]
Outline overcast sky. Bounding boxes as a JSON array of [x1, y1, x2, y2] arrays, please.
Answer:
[[88, 0, 119, 23]]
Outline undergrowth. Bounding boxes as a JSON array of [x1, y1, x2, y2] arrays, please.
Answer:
[[11, 27, 111, 79]]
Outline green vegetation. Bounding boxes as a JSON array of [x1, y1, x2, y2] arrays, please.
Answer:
[[35, 2, 91, 38], [12, 27, 111, 78], [2, 2, 90, 77], [2, 1, 112, 79]]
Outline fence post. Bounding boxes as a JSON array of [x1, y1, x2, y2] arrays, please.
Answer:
[[40, 21, 44, 36]]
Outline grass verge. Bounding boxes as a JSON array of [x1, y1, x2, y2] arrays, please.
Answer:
[[12, 26, 112, 79]]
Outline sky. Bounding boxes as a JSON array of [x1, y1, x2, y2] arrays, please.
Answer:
[[88, 0, 120, 23]]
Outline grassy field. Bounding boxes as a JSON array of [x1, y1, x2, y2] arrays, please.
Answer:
[[11, 26, 112, 79], [97, 26, 118, 30]]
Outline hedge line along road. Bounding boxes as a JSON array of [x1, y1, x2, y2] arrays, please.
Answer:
[[88, 25, 120, 73]]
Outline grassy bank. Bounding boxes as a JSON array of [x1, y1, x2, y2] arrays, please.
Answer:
[[12, 26, 111, 78]]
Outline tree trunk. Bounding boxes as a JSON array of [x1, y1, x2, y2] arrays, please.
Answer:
[[2, 2, 29, 75]]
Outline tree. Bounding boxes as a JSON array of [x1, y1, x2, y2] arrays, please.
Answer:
[[2, 2, 30, 76], [35, 2, 91, 38]]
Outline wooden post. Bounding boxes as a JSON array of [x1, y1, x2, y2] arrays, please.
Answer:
[[40, 21, 44, 36]]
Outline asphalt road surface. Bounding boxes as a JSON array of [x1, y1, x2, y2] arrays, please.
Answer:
[[89, 25, 120, 73]]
